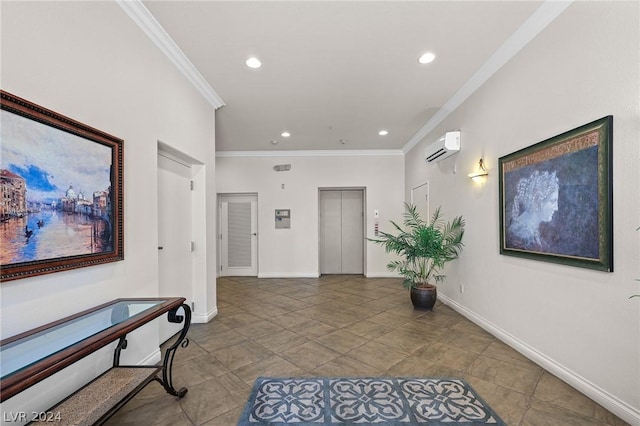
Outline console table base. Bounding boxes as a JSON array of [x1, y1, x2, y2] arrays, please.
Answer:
[[31, 366, 162, 426]]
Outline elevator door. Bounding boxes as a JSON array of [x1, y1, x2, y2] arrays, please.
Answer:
[[319, 189, 364, 274]]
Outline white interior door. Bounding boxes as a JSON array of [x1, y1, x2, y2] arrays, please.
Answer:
[[158, 153, 192, 343], [319, 189, 364, 274], [220, 194, 258, 276], [411, 182, 430, 219]]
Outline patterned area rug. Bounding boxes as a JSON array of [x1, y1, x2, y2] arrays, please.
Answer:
[[238, 377, 506, 425]]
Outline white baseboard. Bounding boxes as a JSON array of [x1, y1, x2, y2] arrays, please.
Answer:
[[255, 272, 399, 278], [364, 272, 401, 278], [258, 272, 320, 278], [138, 348, 161, 366], [438, 293, 640, 425], [192, 306, 218, 323]]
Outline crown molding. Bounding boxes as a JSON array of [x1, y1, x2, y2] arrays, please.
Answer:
[[216, 149, 404, 158], [116, 0, 225, 109], [402, 0, 572, 154]]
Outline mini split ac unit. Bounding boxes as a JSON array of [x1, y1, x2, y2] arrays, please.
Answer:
[[425, 131, 461, 163]]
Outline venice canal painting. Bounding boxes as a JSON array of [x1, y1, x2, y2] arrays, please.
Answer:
[[1, 92, 123, 281]]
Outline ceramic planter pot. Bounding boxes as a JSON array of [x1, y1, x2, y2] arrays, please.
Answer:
[[410, 284, 437, 310]]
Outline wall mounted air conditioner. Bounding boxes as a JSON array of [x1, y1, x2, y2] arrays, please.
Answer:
[[425, 131, 461, 163]]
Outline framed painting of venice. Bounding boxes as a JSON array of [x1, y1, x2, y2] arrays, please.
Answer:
[[498, 116, 613, 272], [1, 91, 123, 282]]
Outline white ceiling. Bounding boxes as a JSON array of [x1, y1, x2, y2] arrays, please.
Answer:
[[139, 1, 548, 153]]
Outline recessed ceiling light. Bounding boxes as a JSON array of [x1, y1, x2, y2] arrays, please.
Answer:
[[281, 131, 291, 138], [378, 130, 389, 136], [270, 140, 278, 145], [418, 52, 436, 64], [245, 57, 262, 69], [339, 139, 347, 144]]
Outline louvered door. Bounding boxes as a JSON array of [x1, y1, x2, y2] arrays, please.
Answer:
[[220, 194, 258, 276]]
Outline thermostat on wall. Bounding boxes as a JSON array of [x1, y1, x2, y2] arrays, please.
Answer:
[[275, 209, 291, 229]]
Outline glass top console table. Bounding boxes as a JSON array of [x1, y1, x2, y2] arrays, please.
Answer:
[[0, 297, 191, 421]]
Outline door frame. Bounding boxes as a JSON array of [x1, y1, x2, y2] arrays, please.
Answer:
[[157, 151, 192, 342], [217, 193, 259, 277], [317, 187, 366, 276], [411, 181, 430, 219], [157, 141, 208, 324]]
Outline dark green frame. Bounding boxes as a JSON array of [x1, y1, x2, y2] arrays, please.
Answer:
[[498, 116, 613, 272]]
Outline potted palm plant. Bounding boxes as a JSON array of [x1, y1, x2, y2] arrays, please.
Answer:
[[369, 202, 465, 310]]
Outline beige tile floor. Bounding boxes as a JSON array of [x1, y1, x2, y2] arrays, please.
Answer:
[[106, 276, 629, 425]]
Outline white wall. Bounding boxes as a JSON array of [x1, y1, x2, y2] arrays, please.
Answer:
[[216, 153, 404, 277], [0, 2, 217, 421], [405, 2, 639, 422], [2, 0, 637, 423]]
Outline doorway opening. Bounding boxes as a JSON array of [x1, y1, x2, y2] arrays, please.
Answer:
[[157, 150, 194, 342]]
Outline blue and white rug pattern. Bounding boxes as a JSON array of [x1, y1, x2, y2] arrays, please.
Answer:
[[238, 377, 506, 425]]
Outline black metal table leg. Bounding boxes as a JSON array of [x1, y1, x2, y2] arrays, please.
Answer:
[[112, 335, 128, 367], [158, 303, 191, 397]]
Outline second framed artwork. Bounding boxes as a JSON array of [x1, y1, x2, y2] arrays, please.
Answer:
[[498, 116, 613, 272], [1, 91, 124, 282]]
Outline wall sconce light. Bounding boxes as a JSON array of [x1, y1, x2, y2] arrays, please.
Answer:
[[468, 158, 489, 182]]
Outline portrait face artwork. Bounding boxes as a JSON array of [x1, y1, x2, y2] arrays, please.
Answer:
[[506, 169, 561, 251], [499, 116, 613, 272]]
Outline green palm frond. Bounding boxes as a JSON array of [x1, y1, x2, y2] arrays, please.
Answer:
[[368, 202, 465, 289]]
